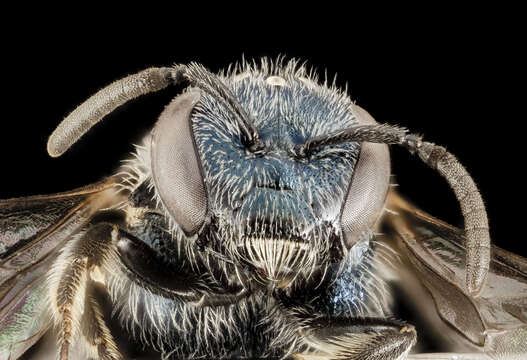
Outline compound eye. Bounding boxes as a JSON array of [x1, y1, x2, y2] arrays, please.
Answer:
[[340, 105, 390, 248], [151, 91, 207, 235]]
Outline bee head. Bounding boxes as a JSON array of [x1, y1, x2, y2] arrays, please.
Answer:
[[150, 61, 390, 281], [47, 57, 491, 295]]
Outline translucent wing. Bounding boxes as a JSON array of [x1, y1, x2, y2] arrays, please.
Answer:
[[382, 190, 527, 360], [0, 179, 118, 359]]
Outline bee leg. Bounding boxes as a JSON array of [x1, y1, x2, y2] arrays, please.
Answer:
[[48, 223, 120, 360], [293, 317, 417, 360], [81, 282, 121, 360], [190, 287, 250, 307], [53, 255, 89, 360]]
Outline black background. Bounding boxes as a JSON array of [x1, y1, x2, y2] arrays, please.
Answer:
[[1, 8, 524, 257]]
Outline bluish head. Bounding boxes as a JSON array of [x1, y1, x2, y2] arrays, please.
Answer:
[[150, 60, 390, 283]]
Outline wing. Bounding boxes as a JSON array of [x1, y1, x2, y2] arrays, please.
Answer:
[[380, 190, 527, 360], [0, 179, 120, 359]]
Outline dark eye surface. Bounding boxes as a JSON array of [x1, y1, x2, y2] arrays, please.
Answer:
[[339, 105, 390, 248], [151, 91, 207, 236]]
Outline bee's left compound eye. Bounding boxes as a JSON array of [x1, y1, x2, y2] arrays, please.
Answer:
[[151, 90, 208, 235], [340, 105, 390, 248]]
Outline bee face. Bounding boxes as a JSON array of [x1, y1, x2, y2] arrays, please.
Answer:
[[192, 71, 360, 281], [146, 63, 389, 286]]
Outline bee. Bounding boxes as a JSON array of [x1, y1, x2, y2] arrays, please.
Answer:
[[1, 58, 526, 360]]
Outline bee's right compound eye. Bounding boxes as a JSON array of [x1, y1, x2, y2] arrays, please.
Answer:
[[151, 90, 208, 236]]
